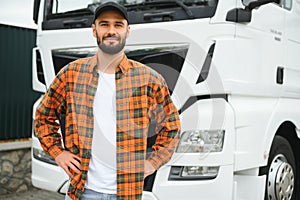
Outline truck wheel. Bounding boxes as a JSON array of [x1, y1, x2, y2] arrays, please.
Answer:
[[265, 136, 296, 200]]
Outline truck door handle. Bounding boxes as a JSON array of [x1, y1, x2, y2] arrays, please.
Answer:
[[277, 67, 284, 84]]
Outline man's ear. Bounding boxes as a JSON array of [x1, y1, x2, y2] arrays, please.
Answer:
[[126, 25, 130, 38], [92, 23, 97, 38]]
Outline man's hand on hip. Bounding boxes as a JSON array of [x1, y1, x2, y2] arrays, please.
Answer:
[[144, 160, 155, 179], [55, 151, 81, 178]]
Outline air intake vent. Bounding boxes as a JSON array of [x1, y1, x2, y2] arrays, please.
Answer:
[[36, 49, 45, 85], [196, 43, 215, 84]]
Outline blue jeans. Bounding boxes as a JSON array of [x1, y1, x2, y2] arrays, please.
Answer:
[[65, 188, 117, 200]]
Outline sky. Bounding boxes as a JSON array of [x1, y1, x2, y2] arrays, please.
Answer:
[[0, 0, 37, 29]]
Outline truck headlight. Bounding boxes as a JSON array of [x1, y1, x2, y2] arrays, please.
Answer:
[[176, 130, 225, 153], [32, 148, 57, 165]]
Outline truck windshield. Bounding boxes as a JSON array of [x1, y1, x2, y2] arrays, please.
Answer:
[[43, 0, 218, 30]]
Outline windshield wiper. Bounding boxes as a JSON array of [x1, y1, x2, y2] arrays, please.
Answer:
[[172, 0, 195, 18], [88, 0, 195, 19], [131, 0, 195, 19], [48, 8, 93, 19], [87, 3, 101, 13]]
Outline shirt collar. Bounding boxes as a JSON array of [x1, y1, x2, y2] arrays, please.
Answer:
[[88, 53, 131, 74]]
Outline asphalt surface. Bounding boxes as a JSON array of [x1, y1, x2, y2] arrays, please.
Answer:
[[0, 187, 64, 200]]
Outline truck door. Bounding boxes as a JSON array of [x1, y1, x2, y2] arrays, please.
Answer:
[[283, 0, 300, 96], [233, 0, 285, 91]]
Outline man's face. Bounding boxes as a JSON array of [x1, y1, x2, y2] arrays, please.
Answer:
[[92, 10, 130, 55]]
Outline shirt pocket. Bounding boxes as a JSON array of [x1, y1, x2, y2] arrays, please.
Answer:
[[129, 95, 151, 129]]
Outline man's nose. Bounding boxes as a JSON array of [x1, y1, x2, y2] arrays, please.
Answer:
[[107, 25, 117, 35]]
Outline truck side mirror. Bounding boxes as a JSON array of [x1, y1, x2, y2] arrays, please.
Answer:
[[33, 0, 41, 24], [226, 0, 280, 23], [226, 8, 252, 23]]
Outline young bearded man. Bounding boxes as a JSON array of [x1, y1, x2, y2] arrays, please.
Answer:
[[34, 2, 181, 200]]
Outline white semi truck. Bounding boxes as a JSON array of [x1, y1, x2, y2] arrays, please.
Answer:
[[31, 0, 300, 199]]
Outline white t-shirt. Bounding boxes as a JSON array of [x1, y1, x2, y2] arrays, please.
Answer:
[[85, 71, 117, 194]]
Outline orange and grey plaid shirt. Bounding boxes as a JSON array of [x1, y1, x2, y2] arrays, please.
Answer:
[[34, 54, 180, 200]]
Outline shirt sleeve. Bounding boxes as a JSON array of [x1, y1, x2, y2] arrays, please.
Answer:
[[147, 79, 181, 170], [34, 68, 67, 159]]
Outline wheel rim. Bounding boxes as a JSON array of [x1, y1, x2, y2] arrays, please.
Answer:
[[267, 154, 294, 200]]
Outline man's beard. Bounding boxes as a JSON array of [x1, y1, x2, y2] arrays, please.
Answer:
[[97, 32, 126, 55]]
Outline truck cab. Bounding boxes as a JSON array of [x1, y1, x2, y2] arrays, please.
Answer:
[[32, 0, 300, 199]]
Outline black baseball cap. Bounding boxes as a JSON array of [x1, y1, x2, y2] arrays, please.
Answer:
[[93, 1, 128, 23]]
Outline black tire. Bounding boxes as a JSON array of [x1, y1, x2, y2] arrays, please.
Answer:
[[262, 136, 297, 200]]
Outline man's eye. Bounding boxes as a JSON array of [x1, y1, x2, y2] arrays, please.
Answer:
[[100, 24, 108, 27]]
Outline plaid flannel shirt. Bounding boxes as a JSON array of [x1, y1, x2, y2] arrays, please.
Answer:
[[34, 54, 180, 200]]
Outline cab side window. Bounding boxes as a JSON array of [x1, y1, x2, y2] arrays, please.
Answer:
[[283, 0, 292, 10]]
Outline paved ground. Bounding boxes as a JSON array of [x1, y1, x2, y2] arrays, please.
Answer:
[[0, 187, 64, 200]]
